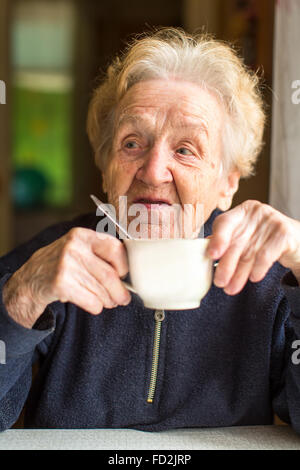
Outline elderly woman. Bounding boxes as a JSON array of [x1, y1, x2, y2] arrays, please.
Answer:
[[1, 28, 300, 432]]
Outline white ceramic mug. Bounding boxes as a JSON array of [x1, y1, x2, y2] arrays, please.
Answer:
[[123, 238, 213, 310]]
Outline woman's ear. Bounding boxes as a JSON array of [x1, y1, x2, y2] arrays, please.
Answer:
[[217, 169, 240, 211]]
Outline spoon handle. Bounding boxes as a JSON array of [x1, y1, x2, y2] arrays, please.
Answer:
[[90, 194, 133, 240], [122, 280, 137, 294]]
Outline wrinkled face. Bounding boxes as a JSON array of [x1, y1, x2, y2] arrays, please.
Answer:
[[103, 79, 237, 239]]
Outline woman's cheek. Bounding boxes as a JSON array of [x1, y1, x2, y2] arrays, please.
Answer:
[[106, 158, 137, 202], [174, 167, 218, 222], [174, 168, 204, 204]]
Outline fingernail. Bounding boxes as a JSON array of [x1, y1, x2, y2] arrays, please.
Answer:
[[224, 286, 237, 296], [214, 279, 225, 288], [214, 274, 225, 287]]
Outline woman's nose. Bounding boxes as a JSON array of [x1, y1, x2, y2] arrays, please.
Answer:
[[135, 145, 173, 186]]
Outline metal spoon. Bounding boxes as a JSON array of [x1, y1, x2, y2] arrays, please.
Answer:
[[90, 194, 137, 293], [90, 194, 133, 239]]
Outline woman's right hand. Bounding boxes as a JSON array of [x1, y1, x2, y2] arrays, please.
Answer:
[[2, 228, 131, 329]]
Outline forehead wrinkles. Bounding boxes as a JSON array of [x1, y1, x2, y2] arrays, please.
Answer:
[[116, 104, 214, 137], [117, 106, 169, 136], [115, 79, 223, 135]]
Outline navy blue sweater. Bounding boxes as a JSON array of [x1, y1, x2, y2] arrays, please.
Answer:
[[1, 209, 300, 432]]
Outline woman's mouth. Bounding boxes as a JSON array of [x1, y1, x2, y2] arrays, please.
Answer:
[[133, 198, 172, 209]]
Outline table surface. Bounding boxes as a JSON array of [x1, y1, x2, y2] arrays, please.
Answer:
[[0, 425, 300, 450]]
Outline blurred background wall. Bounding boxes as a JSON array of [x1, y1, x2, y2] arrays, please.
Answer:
[[0, 0, 275, 255]]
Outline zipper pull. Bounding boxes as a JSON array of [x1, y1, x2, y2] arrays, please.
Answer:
[[154, 309, 165, 322]]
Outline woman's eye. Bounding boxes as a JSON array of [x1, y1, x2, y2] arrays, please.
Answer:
[[176, 147, 194, 156], [124, 141, 139, 149]]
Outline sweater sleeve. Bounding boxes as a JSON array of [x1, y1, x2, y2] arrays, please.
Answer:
[[0, 212, 97, 430], [0, 215, 92, 431], [0, 272, 56, 430], [271, 270, 300, 431]]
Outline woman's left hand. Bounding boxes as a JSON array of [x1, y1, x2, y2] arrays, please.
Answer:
[[207, 200, 300, 295]]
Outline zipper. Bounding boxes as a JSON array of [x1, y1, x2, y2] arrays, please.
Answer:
[[147, 309, 165, 404]]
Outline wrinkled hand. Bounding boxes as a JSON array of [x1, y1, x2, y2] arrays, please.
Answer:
[[207, 200, 300, 295], [3, 228, 131, 328]]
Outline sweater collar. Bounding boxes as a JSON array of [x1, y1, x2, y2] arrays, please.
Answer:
[[204, 208, 223, 238]]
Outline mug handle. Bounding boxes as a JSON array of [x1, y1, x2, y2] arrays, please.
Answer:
[[122, 280, 137, 294]]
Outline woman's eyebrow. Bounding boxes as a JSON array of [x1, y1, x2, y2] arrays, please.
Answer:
[[175, 116, 209, 137]]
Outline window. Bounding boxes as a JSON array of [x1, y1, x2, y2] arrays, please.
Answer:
[[11, 0, 75, 208]]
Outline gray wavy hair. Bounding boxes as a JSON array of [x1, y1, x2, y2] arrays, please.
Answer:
[[87, 27, 266, 178]]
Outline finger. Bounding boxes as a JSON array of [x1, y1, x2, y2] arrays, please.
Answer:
[[66, 228, 129, 278], [223, 257, 256, 295], [249, 229, 286, 283], [70, 249, 116, 307], [92, 233, 129, 278], [59, 245, 119, 308], [60, 231, 131, 307], [207, 206, 245, 259], [212, 204, 275, 288], [219, 219, 278, 293], [213, 241, 248, 288], [87, 255, 131, 306], [74, 266, 118, 309], [59, 283, 104, 315]]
